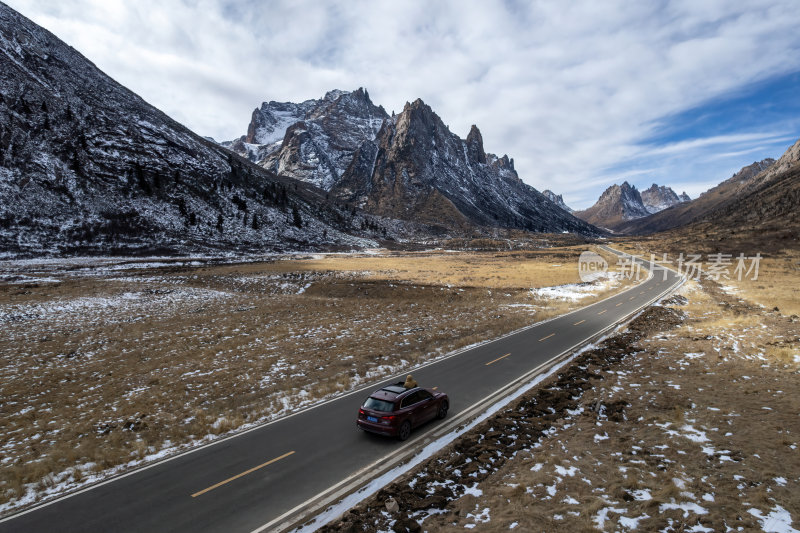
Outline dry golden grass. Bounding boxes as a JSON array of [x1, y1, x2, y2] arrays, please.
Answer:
[[220, 246, 609, 289], [612, 238, 800, 316], [0, 245, 636, 511], [721, 250, 800, 316]]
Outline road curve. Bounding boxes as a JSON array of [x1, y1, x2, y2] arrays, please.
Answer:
[[0, 247, 681, 533]]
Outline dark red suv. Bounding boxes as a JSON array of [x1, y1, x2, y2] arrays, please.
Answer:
[[357, 383, 449, 441]]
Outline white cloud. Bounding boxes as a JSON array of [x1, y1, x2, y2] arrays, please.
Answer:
[[639, 133, 793, 157], [6, 0, 800, 209]]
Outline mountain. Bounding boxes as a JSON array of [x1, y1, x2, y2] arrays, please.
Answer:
[[616, 157, 779, 235], [328, 99, 600, 234], [226, 92, 600, 236], [661, 140, 799, 252], [573, 181, 650, 232], [542, 190, 573, 212], [640, 184, 689, 213], [0, 3, 378, 258], [678, 191, 691, 202], [226, 88, 388, 191]]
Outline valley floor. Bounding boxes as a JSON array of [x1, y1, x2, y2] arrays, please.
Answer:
[[0, 245, 633, 514], [322, 278, 799, 532]]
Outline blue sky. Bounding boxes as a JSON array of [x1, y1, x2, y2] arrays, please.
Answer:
[[8, 0, 800, 209], [607, 72, 800, 200]]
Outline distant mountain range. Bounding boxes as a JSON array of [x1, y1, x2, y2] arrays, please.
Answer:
[[571, 182, 685, 232], [576, 143, 798, 242], [614, 156, 784, 235], [224, 90, 600, 236]]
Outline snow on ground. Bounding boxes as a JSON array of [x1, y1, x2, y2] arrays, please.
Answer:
[[529, 271, 623, 301], [748, 506, 800, 533], [0, 287, 233, 326]]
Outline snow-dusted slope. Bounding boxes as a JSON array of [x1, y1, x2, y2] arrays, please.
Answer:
[[0, 3, 376, 258]]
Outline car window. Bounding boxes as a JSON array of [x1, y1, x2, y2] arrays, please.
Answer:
[[363, 397, 394, 412], [417, 390, 433, 401], [400, 391, 421, 408]]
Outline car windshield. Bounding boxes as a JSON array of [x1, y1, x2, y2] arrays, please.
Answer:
[[363, 397, 394, 412]]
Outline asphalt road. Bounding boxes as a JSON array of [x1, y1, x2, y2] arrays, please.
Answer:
[[0, 248, 681, 533]]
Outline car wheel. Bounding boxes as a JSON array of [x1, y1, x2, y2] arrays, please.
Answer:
[[437, 400, 449, 419], [398, 421, 412, 441]]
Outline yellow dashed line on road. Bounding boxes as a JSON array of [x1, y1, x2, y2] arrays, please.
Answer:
[[597, 309, 607, 315], [539, 333, 555, 342], [573, 319, 585, 326], [486, 353, 511, 366], [191, 451, 295, 498]]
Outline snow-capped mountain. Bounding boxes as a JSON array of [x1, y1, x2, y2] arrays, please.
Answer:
[[640, 184, 690, 214], [573, 182, 650, 232], [227, 88, 388, 191], [228, 94, 600, 236], [0, 3, 379, 258], [541, 190, 573, 212]]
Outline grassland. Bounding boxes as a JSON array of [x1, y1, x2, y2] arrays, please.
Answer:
[[0, 245, 636, 512], [612, 237, 800, 317]]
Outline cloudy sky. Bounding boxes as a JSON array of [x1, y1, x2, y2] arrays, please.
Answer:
[[8, 0, 800, 209]]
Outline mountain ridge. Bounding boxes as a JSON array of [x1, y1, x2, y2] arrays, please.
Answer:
[[616, 156, 783, 235], [226, 91, 601, 236]]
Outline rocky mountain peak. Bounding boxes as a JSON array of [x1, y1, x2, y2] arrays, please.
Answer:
[[679, 191, 691, 202], [542, 190, 573, 212], [466, 125, 486, 165], [641, 183, 685, 214], [312, 87, 386, 121], [230, 88, 388, 190], [574, 180, 650, 231], [599, 181, 635, 202], [224, 89, 599, 236], [332, 96, 599, 235]]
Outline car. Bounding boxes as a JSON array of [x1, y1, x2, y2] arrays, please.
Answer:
[[357, 383, 449, 441]]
